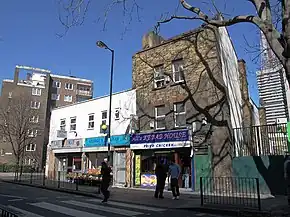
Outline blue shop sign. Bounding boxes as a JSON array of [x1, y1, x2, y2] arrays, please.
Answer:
[[85, 134, 130, 147], [130, 129, 189, 144]]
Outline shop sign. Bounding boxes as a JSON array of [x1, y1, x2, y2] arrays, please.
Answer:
[[130, 141, 191, 150], [85, 134, 130, 147], [51, 139, 82, 149], [135, 155, 141, 185], [130, 129, 189, 144]]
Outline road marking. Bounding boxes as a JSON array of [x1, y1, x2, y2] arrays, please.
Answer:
[[8, 199, 24, 202], [62, 200, 144, 216], [8, 205, 44, 217], [30, 202, 104, 217], [0, 194, 26, 199], [87, 199, 166, 212]]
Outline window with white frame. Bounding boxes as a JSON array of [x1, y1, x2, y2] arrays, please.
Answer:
[[8, 92, 12, 98], [27, 129, 38, 137], [115, 108, 120, 120], [0, 149, 4, 156], [70, 117, 76, 131], [30, 101, 40, 109], [29, 116, 39, 123], [53, 81, 61, 88], [88, 114, 95, 129], [65, 83, 74, 90], [101, 111, 107, 125], [64, 95, 73, 102], [32, 88, 41, 96], [60, 119, 66, 131], [172, 59, 184, 83], [174, 102, 186, 127], [155, 105, 166, 130], [26, 143, 36, 152], [153, 65, 166, 88], [24, 158, 36, 166], [51, 93, 60, 100]]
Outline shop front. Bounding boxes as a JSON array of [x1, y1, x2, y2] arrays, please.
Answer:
[[84, 134, 130, 186], [130, 129, 192, 189]]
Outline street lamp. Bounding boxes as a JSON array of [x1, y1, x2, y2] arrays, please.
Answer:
[[96, 40, 114, 166]]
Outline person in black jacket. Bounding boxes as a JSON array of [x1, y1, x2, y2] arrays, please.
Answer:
[[101, 161, 112, 203], [154, 159, 167, 199]]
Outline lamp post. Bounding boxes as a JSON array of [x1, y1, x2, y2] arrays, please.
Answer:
[[96, 41, 114, 166]]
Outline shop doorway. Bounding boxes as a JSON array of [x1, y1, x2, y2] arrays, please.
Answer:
[[114, 151, 126, 186]]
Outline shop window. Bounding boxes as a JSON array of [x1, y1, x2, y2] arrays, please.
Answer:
[[73, 157, 81, 171], [88, 113, 95, 129], [155, 105, 166, 130], [70, 117, 76, 131], [172, 59, 184, 83], [174, 102, 186, 127]]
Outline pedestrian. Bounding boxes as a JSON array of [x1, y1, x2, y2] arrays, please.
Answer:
[[100, 161, 112, 203], [284, 155, 290, 205], [168, 159, 181, 200], [154, 159, 167, 199]]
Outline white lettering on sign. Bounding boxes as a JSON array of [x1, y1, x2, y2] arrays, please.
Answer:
[[130, 141, 191, 150]]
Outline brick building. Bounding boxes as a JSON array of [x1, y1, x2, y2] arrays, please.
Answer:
[[0, 65, 93, 168], [129, 26, 258, 190]]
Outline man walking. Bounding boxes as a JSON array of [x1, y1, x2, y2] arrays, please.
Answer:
[[168, 159, 181, 200], [154, 159, 167, 199], [100, 161, 112, 203]]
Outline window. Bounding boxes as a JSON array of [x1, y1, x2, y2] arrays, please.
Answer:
[[172, 60, 184, 83], [0, 149, 4, 156], [88, 114, 94, 129], [53, 81, 61, 88], [32, 88, 41, 96], [65, 83, 74, 90], [51, 93, 60, 100], [31, 101, 40, 109], [8, 92, 12, 98], [2, 136, 6, 142], [26, 144, 36, 152], [70, 117, 76, 131], [60, 119, 66, 131], [29, 116, 39, 123], [101, 111, 107, 125], [24, 158, 36, 166], [153, 65, 165, 88], [174, 102, 186, 127], [64, 95, 73, 102], [27, 129, 38, 137], [155, 105, 166, 130], [115, 108, 120, 120]]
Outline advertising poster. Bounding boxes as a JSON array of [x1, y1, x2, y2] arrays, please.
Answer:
[[141, 174, 157, 187], [135, 155, 141, 185]]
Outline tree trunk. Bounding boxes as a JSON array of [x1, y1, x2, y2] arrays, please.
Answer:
[[14, 157, 20, 181]]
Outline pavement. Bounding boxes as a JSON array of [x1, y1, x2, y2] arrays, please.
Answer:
[[0, 181, 226, 217]]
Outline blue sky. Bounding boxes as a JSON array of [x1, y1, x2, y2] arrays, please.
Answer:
[[0, 0, 260, 104]]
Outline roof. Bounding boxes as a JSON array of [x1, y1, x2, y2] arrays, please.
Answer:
[[50, 74, 93, 83]]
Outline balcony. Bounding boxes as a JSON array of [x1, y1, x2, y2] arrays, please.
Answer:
[[76, 89, 92, 96]]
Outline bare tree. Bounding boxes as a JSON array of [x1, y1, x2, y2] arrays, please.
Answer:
[[0, 95, 41, 180], [57, 0, 290, 84]]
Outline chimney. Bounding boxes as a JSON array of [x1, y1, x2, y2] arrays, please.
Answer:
[[238, 59, 249, 102], [14, 67, 20, 84], [142, 31, 164, 50]]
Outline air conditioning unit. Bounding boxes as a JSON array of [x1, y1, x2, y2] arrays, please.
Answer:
[[149, 121, 155, 129]]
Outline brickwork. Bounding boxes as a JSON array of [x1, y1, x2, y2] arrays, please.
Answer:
[[132, 26, 233, 177]]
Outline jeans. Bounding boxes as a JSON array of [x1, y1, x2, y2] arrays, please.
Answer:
[[170, 178, 180, 197], [101, 181, 110, 201], [183, 174, 189, 189]]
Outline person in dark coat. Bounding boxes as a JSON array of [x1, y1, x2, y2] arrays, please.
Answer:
[[154, 159, 167, 199], [100, 161, 112, 203]]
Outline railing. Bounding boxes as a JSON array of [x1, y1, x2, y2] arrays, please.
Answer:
[[12, 171, 101, 194], [233, 123, 288, 156], [0, 206, 18, 217], [200, 177, 261, 211]]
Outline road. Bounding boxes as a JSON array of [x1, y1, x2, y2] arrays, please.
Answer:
[[0, 181, 226, 217]]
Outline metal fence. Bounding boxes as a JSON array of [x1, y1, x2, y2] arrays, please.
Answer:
[[13, 171, 101, 194], [233, 123, 288, 157], [200, 177, 261, 211], [0, 207, 18, 217]]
